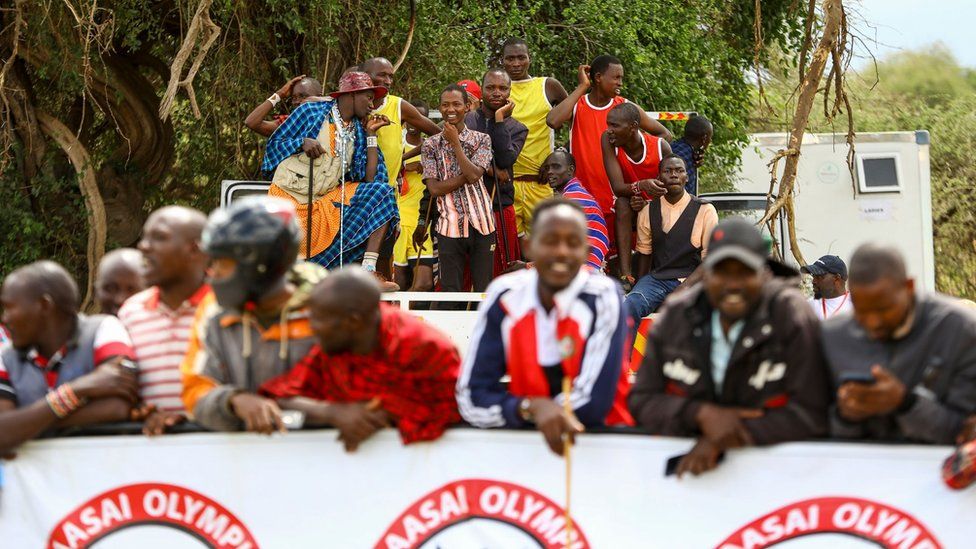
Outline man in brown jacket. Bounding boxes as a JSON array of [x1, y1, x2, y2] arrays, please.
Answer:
[[628, 218, 830, 477]]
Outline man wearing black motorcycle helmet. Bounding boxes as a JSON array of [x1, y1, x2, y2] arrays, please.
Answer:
[[181, 197, 327, 433]]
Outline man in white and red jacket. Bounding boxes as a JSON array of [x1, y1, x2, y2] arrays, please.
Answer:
[[457, 198, 632, 456]]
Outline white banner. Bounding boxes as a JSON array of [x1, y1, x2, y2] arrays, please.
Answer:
[[1, 430, 971, 548]]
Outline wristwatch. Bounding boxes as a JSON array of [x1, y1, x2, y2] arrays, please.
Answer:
[[518, 398, 533, 422]]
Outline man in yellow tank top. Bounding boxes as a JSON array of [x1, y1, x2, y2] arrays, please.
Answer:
[[394, 101, 436, 291], [362, 57, 441, 183], [362, 57, 441, 280], [502, 38, 570, 243]]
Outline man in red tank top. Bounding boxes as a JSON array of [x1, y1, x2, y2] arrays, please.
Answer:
[[602, 102, 672, 288], [547, 55, 672, 273]]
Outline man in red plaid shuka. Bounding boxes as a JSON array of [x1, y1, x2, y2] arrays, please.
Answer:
[[260, 268, 461, 451]]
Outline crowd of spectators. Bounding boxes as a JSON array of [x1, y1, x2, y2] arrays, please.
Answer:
[[1, 38, 975, 487]]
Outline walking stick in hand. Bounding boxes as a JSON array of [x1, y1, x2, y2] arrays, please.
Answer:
[[411, 197, 435, 283], [306, 156, 314, 259], [563, 375, 575, 547]]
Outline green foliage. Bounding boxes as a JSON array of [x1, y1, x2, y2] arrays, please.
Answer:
[[1, 0, 807, 283], [750, 43, 976, 297]]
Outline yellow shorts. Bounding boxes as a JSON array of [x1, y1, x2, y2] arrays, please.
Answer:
[[514, 179, 554, 237], [394, 224, 434, 266]]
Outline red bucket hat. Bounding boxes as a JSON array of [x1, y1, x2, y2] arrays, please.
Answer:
[[329, 71, 388, 101]]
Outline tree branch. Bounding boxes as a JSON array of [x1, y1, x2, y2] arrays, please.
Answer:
[[159, 0, 221, 121], [36, 111, 107, 312], [391, 0, 416, 73], [759, 0, 846, 267]]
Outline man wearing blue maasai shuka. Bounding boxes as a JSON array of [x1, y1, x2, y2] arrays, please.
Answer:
[[262, 72, 400, 291]]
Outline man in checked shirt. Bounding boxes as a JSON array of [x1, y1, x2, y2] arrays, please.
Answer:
[[421, 84, 497, 295]]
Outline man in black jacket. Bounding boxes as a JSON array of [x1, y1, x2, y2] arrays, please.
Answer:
[[824, 243, 976, 443], [628, 218, 829, 477], [464, 68, 529, 275]]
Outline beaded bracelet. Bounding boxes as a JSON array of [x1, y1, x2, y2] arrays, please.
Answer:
[[46, 391, 68, 418], [45, 384, 84, 418]]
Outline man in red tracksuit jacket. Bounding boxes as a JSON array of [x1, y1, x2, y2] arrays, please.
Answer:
[[457, 198, 632, 456]]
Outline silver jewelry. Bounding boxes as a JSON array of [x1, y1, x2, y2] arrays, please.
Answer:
[[366, 136, 378, 148]]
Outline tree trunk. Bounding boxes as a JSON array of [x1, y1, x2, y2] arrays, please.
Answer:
[[36, 112, 107, 312], [760, 0, 844, 267]]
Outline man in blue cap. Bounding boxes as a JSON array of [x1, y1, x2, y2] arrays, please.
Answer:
[[802, 255, 852, 321]]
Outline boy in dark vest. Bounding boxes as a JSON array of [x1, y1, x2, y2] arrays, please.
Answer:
[[625, 154, 718, 332]]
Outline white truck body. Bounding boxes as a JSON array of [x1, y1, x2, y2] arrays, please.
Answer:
[[719, 130, 935, 289]]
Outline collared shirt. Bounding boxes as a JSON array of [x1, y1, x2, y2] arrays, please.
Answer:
[[421, 126, 495, 238], [464, 109, 528, 209], [671, 138, 699, 195], [260, 305, 461, 444], [0, 315, 134, 407], [710, 310, 745, 394], [560, 178, 609, 270], [118, 284, 210, 413], [636, 192, 719, 258]]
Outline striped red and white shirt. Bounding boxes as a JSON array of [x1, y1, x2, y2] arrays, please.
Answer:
[[118, 284, 210, 413]]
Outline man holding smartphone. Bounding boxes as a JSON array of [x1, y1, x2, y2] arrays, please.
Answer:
[[823, 243, 976, 443]]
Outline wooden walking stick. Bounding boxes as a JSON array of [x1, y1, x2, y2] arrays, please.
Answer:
[[562, 375, 575, 546], [411, 196, 435, 280], [306, 156, 314, 259]]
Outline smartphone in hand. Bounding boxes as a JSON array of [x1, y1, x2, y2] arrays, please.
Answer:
[[839, 371, 876, 385], [664, 451, 726, 476]]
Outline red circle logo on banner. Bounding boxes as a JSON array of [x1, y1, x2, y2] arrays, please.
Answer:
[[375, 478, 590, 549], [46, 482, 258, 549], [716, 496, 942, 549]]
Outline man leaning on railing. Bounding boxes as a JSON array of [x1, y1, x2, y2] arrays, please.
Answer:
[[0, 261, 140, 456], [628, 218, 831, 478], [824, 243, 976, 444]]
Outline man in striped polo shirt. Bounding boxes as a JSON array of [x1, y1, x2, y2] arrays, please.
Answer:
[[118, 206, 209, 435], [542, 149, 609, 271]]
